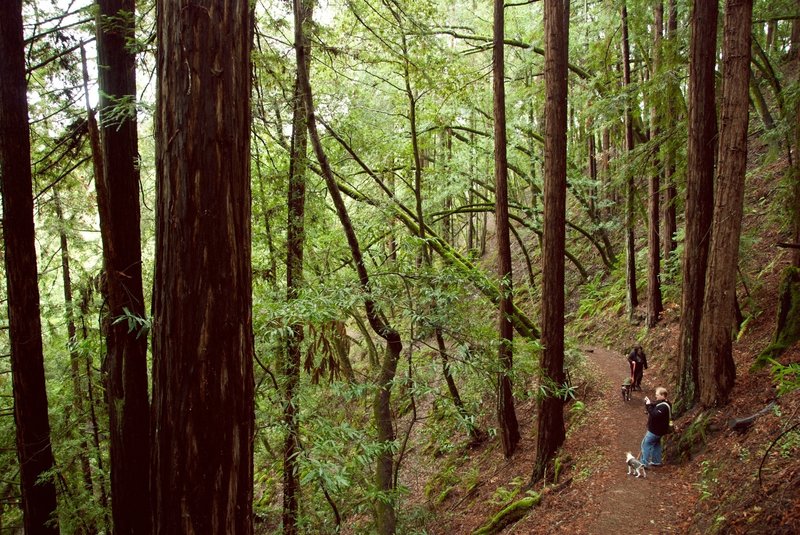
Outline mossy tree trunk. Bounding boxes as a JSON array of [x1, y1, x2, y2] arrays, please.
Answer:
[[283, 1, 312, 531]]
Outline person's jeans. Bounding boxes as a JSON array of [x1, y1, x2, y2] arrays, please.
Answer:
[[640, 430, 663, 466]]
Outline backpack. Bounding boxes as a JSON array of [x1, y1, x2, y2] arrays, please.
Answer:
[[657, 401, 675, 434]]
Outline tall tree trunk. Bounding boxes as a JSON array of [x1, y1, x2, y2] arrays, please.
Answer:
[[54, 189, 96, 507], [493, 0, 520, 459], [151, 1, 254, 533], [792, 0, 800, 268], [533, 0, 569, 483], [0, 2, 60, 531], [283, 1, 311, 532], [621, 2, 638, 321], [94, 2, 152, 532], [294, 4, 403, 533], [698, 0, 751, 407], [662, 0, 679, 265], [647, 1, 664, 329], [676, 0, 718, 414]]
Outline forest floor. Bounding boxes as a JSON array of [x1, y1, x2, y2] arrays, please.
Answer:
[[420, 345, 697, 535]]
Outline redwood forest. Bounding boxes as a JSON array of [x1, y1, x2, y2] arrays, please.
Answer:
[[1, 0, 799, 533]]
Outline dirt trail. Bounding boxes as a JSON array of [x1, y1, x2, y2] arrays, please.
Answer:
[[577, 346, 687, 534]]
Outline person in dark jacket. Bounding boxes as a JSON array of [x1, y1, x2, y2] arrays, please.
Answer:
[[640, 387, 672, 467], [627, 345, 648, 391]]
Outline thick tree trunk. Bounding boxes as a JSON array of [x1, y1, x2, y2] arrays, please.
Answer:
[[283, 1, 312, 531], [493, 0, 520, 459], [647, 1, 664, 329], [533, 0, 568, 483], [621, 3, 638, 321], [0, 2, 60, 531], [676, 0, 718, 414], [152, 1, 254, 533], [95, 2, 152, 532], [294, 4, 403, 532], [698, 0, 752, 407]]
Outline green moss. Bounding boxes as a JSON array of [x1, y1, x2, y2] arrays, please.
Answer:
[[666, 411, 712, 463], [472, 493, 541, 535], [755, 267, 800, 369]]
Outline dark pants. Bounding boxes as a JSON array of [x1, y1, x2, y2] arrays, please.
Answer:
[[633, 366, 643, 389]]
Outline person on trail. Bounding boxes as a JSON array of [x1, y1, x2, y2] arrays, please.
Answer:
[[627, 345, 648, 391], [640, 386, 672, 467]]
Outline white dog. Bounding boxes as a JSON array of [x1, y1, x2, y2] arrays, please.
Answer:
[[626, 452, 647, 478]]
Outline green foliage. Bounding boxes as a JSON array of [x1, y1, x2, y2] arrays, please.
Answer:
[[696, 460, 720, 501], [576, 270, 626, 320], [112, 307, 151, 339]]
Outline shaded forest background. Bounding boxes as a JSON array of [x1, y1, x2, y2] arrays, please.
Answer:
[[1, 0, 799, 533]]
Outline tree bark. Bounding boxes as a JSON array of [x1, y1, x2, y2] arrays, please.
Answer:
[[95, 2, 152, 532], [662, 0, 679, 265], [676, 0, 718, 414], [698, 0, 752, 407], [283, 1, 312, 532], [0, 1, 60, 531], [493, 0, 520, 459], [793, 0, 800, 269], [533, 0, 568, 483], [151, 1, 254, 533], [647, 1, 664, 329], [621, 2, 638, 321]]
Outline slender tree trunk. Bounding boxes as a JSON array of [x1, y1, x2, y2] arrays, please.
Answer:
[[294, 4, 403, 532], [792, 0, 800, 268], [749, 72, 775, 131], [95, 2, 152, 532], [54, 189, 95, 506], [677, 0, 718, 414], [621, 2, 638, 321], [78, 290, 111, 531], [698, 0, 752, 407], [533, 0, 569, 483], [647, 1, 664, 328], [283, 1, 312, 531], [493, 0, 520, 459], [662, 0, 678, 265], [0, 2, 60, 531], [152, 1, 255, 532]]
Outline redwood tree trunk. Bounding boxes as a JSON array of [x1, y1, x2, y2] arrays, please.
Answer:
[[793, 0, 800, 268], [493, 0, 520, 459], [647, 1, 664, 329], [698, 0, 752, 407], [95, 1, 152, 532], [533, 0, 568, 483], [662, 0, 679, 265], [677, 0, 718, 413], [283, 1, 312, 532], [151, 1, 254, 533], [621, 2, 638, 320], [0, 2, 60, 531]]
